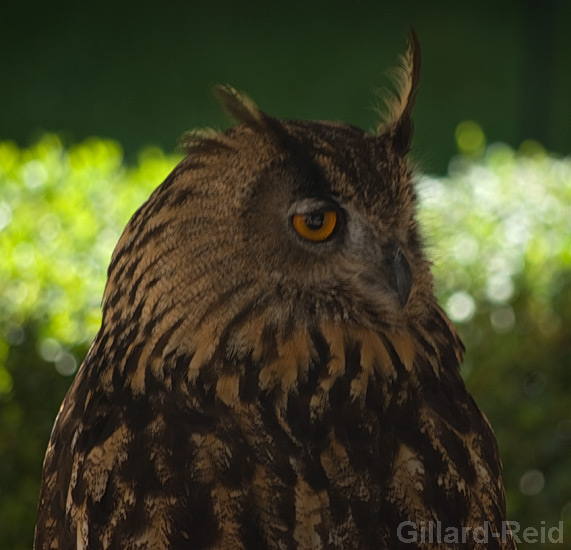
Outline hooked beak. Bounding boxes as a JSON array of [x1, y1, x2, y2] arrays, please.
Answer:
[[390, 247, 412, 307]]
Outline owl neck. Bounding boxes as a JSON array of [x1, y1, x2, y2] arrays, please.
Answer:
[[87, 298, 464, 407]]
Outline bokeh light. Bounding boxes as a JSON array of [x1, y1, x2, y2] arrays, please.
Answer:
[[455, 121, 486, 156], [519, 470, 545, 496]]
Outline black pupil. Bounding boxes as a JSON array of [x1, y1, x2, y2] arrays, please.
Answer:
[[305, 211, 324, 230]]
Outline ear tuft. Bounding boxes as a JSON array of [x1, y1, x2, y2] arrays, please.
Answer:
[[213, 84, 267, 127], [376, 28, 421, 154]]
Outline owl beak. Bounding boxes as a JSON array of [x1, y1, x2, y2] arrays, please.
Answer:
[[390, 248, 412, 307]]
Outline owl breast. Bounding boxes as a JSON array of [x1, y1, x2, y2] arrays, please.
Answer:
[[133, 313, 506, 550]]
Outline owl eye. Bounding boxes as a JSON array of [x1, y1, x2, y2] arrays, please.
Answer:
[[292, 210, 337, 242]]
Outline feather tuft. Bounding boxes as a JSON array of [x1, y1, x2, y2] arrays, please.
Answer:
[[376, 28, 421, 138], [213, 84, 266, 127], [179, 127, 221, 149]]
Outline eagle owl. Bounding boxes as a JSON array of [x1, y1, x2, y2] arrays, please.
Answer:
[[35, 34, 516, 550]]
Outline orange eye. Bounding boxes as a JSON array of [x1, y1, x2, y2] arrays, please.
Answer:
[[292, 210, 337, 242]]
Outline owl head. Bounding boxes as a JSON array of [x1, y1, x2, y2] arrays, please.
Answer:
[[103, 32, 432, 363]]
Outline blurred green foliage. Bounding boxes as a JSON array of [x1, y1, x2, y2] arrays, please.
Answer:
[[419, 128, 571, 548], [0, 137, 181, 548], [1, 130, 570, 549]]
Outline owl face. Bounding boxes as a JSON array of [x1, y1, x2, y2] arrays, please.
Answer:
[[215, 120, 426, 327]]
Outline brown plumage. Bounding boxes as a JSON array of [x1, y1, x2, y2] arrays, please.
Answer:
[[35, 33, 516, 550]]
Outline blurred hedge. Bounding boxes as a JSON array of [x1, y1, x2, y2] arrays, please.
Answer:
[[1, 130, 570, 549]]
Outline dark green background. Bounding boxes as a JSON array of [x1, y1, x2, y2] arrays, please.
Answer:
[[2, 0, 570, 173]]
